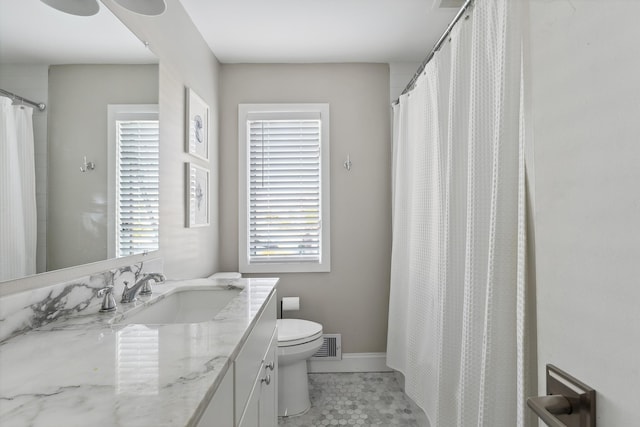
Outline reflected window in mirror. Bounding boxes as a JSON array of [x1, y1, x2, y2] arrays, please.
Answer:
[[108, 105, 160, 258]]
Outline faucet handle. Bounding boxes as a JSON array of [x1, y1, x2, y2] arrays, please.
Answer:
[[121, 281, 131, 300], [98, 287, 117, 313], [140, 279, 153, 296], [139, 273, 165, 296]]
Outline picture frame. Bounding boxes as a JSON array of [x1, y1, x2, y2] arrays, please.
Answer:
[[185, 87, 209, 161], [185, 162, 209, 228]]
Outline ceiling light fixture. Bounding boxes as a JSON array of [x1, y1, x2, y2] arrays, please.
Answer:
[[40, 0, 167, 17], [113, 0, 166, 16], [40, 0, 100, 16]]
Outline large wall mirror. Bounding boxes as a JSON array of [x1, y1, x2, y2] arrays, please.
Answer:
[[0, 0, 160, 284]]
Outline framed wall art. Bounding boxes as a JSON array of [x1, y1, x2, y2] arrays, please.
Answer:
[[185, 87, 209, 161], [186, 162, 209, 228]]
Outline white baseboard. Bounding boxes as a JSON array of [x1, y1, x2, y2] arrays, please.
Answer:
[[308, 352, 393, 373]]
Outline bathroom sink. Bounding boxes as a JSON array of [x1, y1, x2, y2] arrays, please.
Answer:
[[115, 288, 241, 324]]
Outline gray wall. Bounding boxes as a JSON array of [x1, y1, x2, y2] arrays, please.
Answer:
[[47, 64, 158, 270], [529, 1, 640, 424], [219, 63, 391, 353], [388, 62, 419, 102]]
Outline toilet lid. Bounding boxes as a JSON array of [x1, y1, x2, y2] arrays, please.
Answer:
[[277, 319, 323, 346]]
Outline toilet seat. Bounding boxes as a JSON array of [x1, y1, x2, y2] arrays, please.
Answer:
[[277, 319, 323, 347]]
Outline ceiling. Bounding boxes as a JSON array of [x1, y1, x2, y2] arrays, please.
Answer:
[[0, 0, 156, 64], [0, 0, 461, 66], [178, 0, 462, 64]]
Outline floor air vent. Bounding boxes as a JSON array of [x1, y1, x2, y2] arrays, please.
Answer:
[[310, 334, 342, 361]]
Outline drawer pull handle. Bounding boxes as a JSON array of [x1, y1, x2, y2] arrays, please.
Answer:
[[261, 374, 271, 385], [265, 361, 275, 371]]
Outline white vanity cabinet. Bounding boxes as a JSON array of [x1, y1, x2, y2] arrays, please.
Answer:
[[195, 290, 277, 427], [238, 330, 278, 427], [236, 294, 278, 427], [258, 332, 277, 426]]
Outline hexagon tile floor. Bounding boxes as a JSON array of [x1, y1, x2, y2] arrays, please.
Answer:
[[278, 372, 428, 427]]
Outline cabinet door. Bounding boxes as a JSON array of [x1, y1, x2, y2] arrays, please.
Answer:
[[258, 332, 278, 427], [238, 379, 260, 427], [235, 294, 277, 422]]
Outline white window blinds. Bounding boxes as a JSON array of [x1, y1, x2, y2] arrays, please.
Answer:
[[248, 115, 322, 264], [117, 119, 160, 257]]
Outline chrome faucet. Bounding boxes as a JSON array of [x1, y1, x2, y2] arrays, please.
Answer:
[[98, 286, 117, 312], [121, 273, 166, 303]]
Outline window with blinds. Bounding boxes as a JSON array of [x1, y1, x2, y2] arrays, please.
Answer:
[[239, 104, 330, 273], [117, 119, 159, 256], [108, 105, 159, 258]]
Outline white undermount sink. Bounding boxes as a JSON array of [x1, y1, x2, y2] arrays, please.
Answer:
[[115, 287, 241, 325]]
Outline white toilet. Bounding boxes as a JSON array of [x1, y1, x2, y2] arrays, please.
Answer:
[[277, 318, 323, 417]]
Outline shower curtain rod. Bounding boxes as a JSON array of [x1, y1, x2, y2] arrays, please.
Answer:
[[393, 0, 475, 105], [0, 88, 46, 111]]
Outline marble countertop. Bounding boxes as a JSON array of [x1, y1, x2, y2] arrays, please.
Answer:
[[0, 277, 278, 427]]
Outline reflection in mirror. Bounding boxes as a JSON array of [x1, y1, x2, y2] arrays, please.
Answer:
[[0, 1, 160, 283]]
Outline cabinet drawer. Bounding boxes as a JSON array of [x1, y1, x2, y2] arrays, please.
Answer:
[[235, 292, 276, 421]]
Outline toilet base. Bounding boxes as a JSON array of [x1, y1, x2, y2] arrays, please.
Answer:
[[277, 359, 311, 417]]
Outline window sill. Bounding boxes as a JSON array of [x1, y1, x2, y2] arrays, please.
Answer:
[[239, 261, 330, 274]]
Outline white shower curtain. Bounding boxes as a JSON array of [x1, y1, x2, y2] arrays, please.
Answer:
[[387, 0, 533, 426], [1, 96, 37, 281]]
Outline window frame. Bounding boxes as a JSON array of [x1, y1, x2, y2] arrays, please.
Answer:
[[238, 103, 331, 273]]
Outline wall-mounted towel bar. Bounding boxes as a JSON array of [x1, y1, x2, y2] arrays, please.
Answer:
[[527, 364, 596, 427]]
